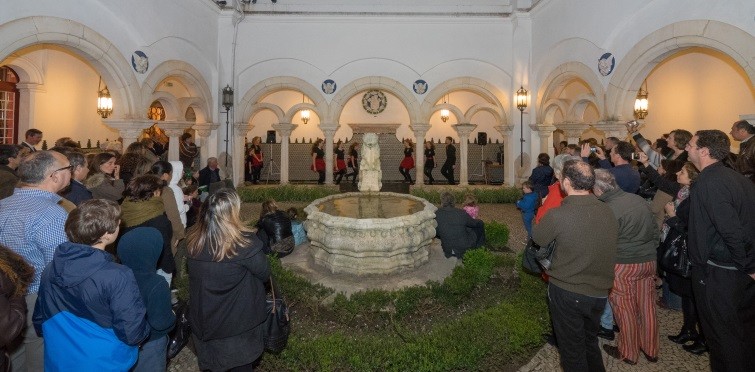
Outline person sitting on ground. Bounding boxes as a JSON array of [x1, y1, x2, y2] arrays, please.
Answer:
[[435, 192, 486, 259], [287, 207, 308, 246], [516, 181, 539, 238], [33, 199, 150, 371], [85, 152, 125, 201], [120, 174, 175, 284], [0, 145, 22, 200], [256, 199, 294, 257], [118, 227, 176, 372]]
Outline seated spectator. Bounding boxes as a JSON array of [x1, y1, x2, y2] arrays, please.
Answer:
[[0, 244, 34, 372], [0, 145, 21, 200], [435, 192, 485, 259], [33, 199, 150, 371], [85, 152, 125, 201], [118, 227, 175, 372], [256, 199, 294, 257], [120, 175, 175, 283], [462, 193, 479, 219], [198, 157, 221, 191], [287, 207, 307, 246]]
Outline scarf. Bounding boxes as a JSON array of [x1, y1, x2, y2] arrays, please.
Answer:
[[121, 196, 165, 227]]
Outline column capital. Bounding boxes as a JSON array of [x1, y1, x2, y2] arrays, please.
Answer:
[[452, 123, 477, 137], [554, 122, 590, 139], [530, 123, 557, 133], [272, 123, 298, 137], [495, 124, 515, 136], [192, 122, 219, 138], [233, 122, 254, 137], [159, 121, 195, 137], [102, 119, 153, 135], [15, 82, 45, 93], [594, 121, 629, 139], [409, 123, 431, 136]]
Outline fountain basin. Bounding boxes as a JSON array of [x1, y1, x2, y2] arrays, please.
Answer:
[[303, 192, 437, 275]]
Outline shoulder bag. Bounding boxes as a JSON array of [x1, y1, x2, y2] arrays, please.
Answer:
[[264, 276, 290, 354], [660, 232, 691, 278], [523, 238, 557, 273]]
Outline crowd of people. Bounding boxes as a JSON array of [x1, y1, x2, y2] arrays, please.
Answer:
[[527, 120, 754, 372], [0, 129, 307, 371]]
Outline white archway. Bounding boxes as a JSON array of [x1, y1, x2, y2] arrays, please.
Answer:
[[328, 76, 419, 124], [141, 60, 213, 123]]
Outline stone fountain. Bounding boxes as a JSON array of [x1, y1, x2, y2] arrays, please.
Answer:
[[303, 133, 438, 275]]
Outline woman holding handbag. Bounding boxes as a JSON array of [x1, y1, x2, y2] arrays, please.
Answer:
[[186, 189, 271, 371]]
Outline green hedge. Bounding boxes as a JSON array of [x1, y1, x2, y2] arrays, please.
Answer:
[[411, 186, 522, 204], [237, 184, 340, 203], [484, 220, 510, 250]]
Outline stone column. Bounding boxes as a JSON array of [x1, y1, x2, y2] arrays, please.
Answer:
[[192, 122, 219, 168], [409, 123, 430, 186], [15, 83, 44, 141], [272, 122, 298, 184], [320, 124, 338, 184], [595, 120, 629, 141], [160, 121, 195, 162], [232, 122, 254, 185], [494, 124, 514, 186], [452, 123, 477, 186], [555, 122, 590, 145], [102, 119, 153, 149], [532, 124, 557, 157]]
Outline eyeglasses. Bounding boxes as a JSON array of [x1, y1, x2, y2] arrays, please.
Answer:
[[50, 165, 73, 177]]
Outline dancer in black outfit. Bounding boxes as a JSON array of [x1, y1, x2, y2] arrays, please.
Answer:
[[424, 141, 436, 185], [399, 139, 415, 183], [346, 142, 360, 185], [440, 136, 456, 184], [311, 139, 325, 184], [333, 140, 347, 185]]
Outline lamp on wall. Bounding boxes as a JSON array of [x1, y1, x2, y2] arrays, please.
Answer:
[[222, 84, 234, 168], [97, 77, 113, 119], [515, 86, 528, 167], [440, 94, 450, 123], [634, 80, 649, 119], [301, 94, 310, 124]]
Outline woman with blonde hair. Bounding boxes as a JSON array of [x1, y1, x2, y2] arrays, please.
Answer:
[[186, 189, 270, 371]]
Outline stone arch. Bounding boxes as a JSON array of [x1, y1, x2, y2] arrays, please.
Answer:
[[239, 77, 326, 124], [248, 102, 286, 123], [141, 60, 212, 122], [421, 77, 507, 125], [149, 92, 181, 121], [465, 104, 504, 124], [541, 98, 569, 125], [178, 97, 208, 123], [283, 102, 320, 123], [568, 94, 600, 123], [0, 16, 140, 119], [606, 20, 755, 120], [432, 103, 465, 124], [328, 76, 419, 124], [537, 62, 604, 122], [1, 54, 45, 84]]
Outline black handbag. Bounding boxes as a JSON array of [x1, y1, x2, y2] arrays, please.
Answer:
[[167, 300, 191, 359], [263, 277, 290, 354], [523, 238, 557, 272], [660, 232, 691, 278]]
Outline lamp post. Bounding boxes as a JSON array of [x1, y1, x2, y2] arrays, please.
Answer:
[[515, 86, 528, 167], [221, 85, 234, 168]]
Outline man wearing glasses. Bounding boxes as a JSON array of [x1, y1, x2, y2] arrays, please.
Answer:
[[686, 130, 755, 372], [0, 150, 71, 371]]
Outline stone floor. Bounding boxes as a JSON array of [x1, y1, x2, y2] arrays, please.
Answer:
[[169, 197, 711, 371]]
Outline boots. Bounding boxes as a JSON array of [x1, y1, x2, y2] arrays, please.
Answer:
[[683, 339, 707, 355], [668, 329, 697, 344]]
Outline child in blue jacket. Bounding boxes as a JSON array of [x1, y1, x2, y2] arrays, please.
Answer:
[[516, 181, 539, 238]]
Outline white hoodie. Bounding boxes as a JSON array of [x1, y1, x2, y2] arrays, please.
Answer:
[[168, 161, 188, 227]]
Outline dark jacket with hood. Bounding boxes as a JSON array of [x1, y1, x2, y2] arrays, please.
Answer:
[[117, 227, 175, 342], [33, 241, 149, 371], [256, 210, 293, 247]]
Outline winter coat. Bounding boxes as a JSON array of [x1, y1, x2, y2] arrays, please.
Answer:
[[0, 165, 17, 200], [33, 242, 149, 371], [117, 227, 175, 342], [85, 172, 125, 201], [62, 179, 93, 206], [0, 245, 33, 371]]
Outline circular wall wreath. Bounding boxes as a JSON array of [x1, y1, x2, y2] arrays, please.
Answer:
[[362, 90, 387, 115]]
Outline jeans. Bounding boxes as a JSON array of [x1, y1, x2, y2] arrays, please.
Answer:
[[132, 336, 168, 372], [600, 301, 614, 330], [548, 284, 606, 372]]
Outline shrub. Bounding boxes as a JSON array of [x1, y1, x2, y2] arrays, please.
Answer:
[[411, 186, 522, 204], [237, 184, 339, 203], [484, 220, 510, 249]]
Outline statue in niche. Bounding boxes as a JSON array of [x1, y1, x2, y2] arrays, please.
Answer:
[[358, 133, 382, 192]]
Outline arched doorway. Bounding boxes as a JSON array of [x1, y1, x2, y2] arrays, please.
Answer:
[[0, 66, 19, 144]]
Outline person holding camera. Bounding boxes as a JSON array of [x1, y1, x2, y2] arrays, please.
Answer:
[[581, 141, 641, 194]]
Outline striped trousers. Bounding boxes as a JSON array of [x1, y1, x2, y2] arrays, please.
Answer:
[[609, 261, 659, 363]]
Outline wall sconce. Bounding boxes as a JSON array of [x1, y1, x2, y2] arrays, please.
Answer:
[[634, 80, 648, 119], [97, 77, 113, 119], [301, 94, 310, 124], [515, 86, 528, 167], [440, 94, 450, 123]]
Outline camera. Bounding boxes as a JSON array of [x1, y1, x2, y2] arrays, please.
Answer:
[[590, 147, 597, 153], [631, 152, 641, 160]]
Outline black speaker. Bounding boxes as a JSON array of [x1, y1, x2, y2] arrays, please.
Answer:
[[477, 132, 487, 145], [266, 130, 276, 144]]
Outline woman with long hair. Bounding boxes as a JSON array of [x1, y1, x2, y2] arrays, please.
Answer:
[[333, 140, 347, 185], [186, 189, 270, 371], [423, 141, 435, 185], [118, 142, 152, 186], [346, 142, 360, 185], [311, 138, 325, 184], [399, 138, 415, 183], [246, 136, 264, 184], [85, 152, 125, 201], [150, 161, 188, 251]]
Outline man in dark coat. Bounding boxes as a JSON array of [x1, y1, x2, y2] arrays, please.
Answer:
[[686, 129, 755, 372], [440, 137, 457, 185], [59, 150, 92, 206], [434, 192, 485, 259], [583, 141, 641, 193], [198, 157, 221, 190], [730, 119, 755, 183]]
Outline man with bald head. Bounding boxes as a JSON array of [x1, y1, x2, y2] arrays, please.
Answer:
[[0, 150, 71, 372]]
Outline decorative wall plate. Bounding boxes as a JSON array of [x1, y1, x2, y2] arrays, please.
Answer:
[[362, 90, 387, 115], [132, 51, 149, 74], [598, 53, 615, 76], [413, 79, 428, 94], [322, 79, 336, 94]]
